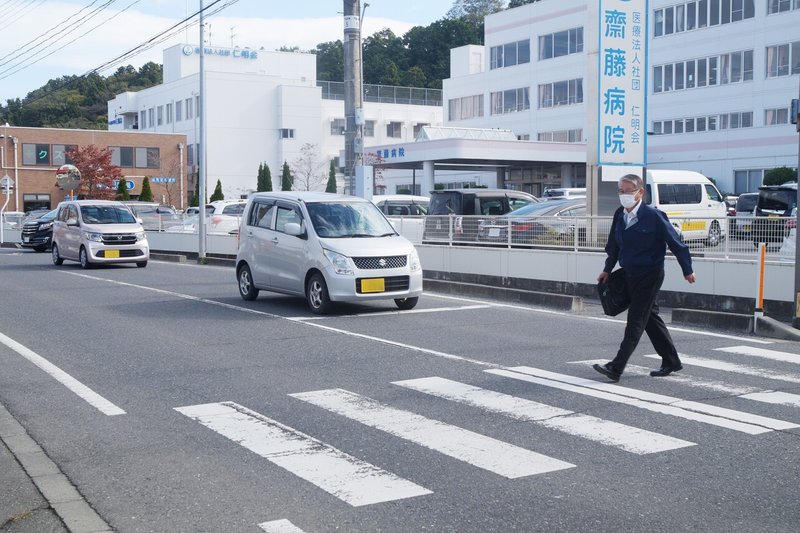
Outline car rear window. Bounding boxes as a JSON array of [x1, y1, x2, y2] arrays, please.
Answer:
[[428, 193, 465, 215], [736, 194, 757, 212], [758, 189, 797, 214]]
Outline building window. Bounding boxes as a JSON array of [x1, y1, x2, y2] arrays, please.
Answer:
[[186, 98, 193, 120], [765, 107, 789, 125], [187, 144, 194, 166], [413, 123, 429, 138], [654, 50, 752, 93], [386, 121, 402, 138], [364, 120, 375, 137], [330, 118, 345, 135], [139, 110, 146, 129], [766, 41, 800, 78], [448, 94, 484, 121], [490, 87, 530, 115], [157, 105, 164, 126], [175, 100, 182, 122], [538, 27, 583, 60], [490, 39, 531, 69], [166, 103, 172, 124], [52, 144, 78, 166], [22, 143, 51, 166], [279, 128, 295, 139], [537, 79, 582, 109], [109, 146, 135, 167], [734, 169, 764, 194], [655, 1, 753, 37], [135, 147, 160, 168], [537, 129, 583, 142], [147, 108, 154, 128], [652, 111, 752, 135], [768, 0, 800, 14], [395, 183, 422, 195], [195, 95, 200, 118]]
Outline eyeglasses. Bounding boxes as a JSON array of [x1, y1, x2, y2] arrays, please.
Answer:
[[618, 188, 640, 194]]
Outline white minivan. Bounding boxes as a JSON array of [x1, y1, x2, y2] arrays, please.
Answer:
[[644, 169, 727, 246], [235, 192, 423, 314]]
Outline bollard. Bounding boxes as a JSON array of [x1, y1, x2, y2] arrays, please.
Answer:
[[754, 242, 766, 333]]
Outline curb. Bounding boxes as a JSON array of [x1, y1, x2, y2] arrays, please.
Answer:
[[423, 278, 584, 312], [672, 308, 800, 341], [755, 315, 800, 341], [0, 403, 111, 533]]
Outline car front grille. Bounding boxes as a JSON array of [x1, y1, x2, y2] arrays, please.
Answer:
[[352, 255, 407, 269], [101, 233, 138, 245], [98, 249, 144, 258], [356, 275, 410, 294], [21, 226, 40, 237]]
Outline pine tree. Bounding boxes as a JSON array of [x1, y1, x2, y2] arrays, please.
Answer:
[[139, 177, 153, 201], [209, 179, 224, 202], [189, 189, 199, 207], [263, 164, 273, 192], [281, 161, 293, 191], [326, 159, 337, 193], [116, 178, 130, 200]]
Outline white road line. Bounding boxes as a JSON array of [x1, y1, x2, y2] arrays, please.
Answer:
[[258, 519, 307, 533], [715, 346, 800, 364], [642, 354, 800, 384], [393, 377, 694, 454], [290, 388, 575, 478], [487, 367, 792, 434], [0, 331, 125, 416], [175, 402, 431, 507], [739, 391, 800, 407]]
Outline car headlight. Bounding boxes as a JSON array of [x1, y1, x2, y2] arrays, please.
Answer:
[[136, 231, 146, 241], [83, 231, 103, 242], [39, 222, 53, 230], [323, 248, 353, 275], [409, 248, 421, 272]]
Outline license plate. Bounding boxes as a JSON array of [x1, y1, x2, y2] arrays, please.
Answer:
[[488, 228, 501, 237], [361, 278, 385, 293], [105, 249, 120, 258], [768, 214, 780, 218]]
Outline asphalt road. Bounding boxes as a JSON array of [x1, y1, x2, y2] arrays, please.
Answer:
[[1, 248, 799, 533]]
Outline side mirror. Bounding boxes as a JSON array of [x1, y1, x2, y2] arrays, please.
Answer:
[[284, 222, 304, 237], [136, 217, 144, 224]]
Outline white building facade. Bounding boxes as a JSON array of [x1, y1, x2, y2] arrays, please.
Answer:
[[108, 44, 444, 201], [443, 0, 800, 195]]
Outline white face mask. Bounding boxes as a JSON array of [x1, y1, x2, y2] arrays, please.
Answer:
[[619, 193, 639, 209]]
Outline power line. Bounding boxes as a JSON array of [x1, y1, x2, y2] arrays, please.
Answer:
[[0, 0, 47, 32]]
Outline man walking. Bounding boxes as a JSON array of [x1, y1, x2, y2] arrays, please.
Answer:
[[593, 174, 696, 382]]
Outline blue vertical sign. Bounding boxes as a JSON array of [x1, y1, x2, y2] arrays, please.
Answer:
[[597, 0, 648, 167]]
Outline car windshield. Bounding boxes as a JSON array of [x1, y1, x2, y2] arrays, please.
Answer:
[[307, 201, 396, 238], [80, 205, 137, 224], [736, 195, 757, 212]]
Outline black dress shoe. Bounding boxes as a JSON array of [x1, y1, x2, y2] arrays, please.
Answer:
[[649, 364, 683, 377], [593, 363, 620, 382]]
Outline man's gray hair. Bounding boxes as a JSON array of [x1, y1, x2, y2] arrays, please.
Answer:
[[619, 174, 643, 191]]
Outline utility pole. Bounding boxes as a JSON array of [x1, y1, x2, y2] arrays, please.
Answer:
[[343, 0, 366, 196], [198, 0, 207, 261], [793, 80, 800, 329]]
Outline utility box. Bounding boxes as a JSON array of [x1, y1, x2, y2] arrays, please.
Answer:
[[355, 165, 373, 201]]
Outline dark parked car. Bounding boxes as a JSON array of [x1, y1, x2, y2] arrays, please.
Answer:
[[20, 208, 58, 252], [733, 192, 758, 237], [423, 188, 539, 242], [752, 183, 797, 245]]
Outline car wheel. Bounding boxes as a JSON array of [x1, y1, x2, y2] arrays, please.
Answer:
[[136, 261, 148, 268], [79, 247, 92, 269], [306, 272, 332, 315], [706, 221, 721, 247], [237, 264, 259, 301], [394, 297, 419, 310], [51, 244, 63, 265]]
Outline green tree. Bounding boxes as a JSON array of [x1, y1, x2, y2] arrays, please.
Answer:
[[763, 166, 798, 186], [209, 179, 224, 202], [139, 177, 154, 201], [281, 161, 293, 191], [508, 0, 541, 7], [314, 40, 344, 81], [404, 18, 483, 89], [257, 162, 273, 192], [326, 159, 338, 193], [363, 29, 407, 85], [446, 0, 505, 29], [189, 189, 199, 207], [116, 177, 130, 200]]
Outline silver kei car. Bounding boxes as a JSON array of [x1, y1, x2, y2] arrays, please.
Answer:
[[235, 192, 423, 314]]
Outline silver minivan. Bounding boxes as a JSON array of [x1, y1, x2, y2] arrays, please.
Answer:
[[52, 200, 149, 268], [235, 192, 423, 314]]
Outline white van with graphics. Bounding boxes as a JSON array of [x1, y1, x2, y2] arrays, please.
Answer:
[[644, 169, 727, 246]]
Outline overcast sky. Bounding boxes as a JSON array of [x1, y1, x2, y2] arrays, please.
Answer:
[[0, 0, 457, 103]]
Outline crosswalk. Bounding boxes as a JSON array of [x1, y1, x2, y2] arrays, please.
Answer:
[[175, 343, 800, 512]]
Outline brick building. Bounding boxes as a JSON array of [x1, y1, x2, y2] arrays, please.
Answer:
[[0, 126, 187, 213]]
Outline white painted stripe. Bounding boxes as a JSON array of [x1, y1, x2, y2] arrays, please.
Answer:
[[290, 304, 493, 320], [487, 367, 774, 435], [740, 391, 800, 408], [498, 366, 798, 431], [715, 346, 800, 364], [0, 331, 125, 416], [175, 402, 431, 507], [393, 377, 694, 454], [642, 354, 800, 385], [290, 389, 575, 478], [259, 519, 307, 533]]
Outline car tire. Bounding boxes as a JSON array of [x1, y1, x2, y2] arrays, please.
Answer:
[[237, 264, 259, 301], [51, 244, 63, 265], [79, 247, 92, 269], [706, 221, 721, 247], [306, 272, 332, 315], [394, 297, 419, 310], [136, 261, 148, 268]]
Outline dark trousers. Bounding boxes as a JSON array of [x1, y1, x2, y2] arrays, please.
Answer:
[[610, 268, 682, 373]]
